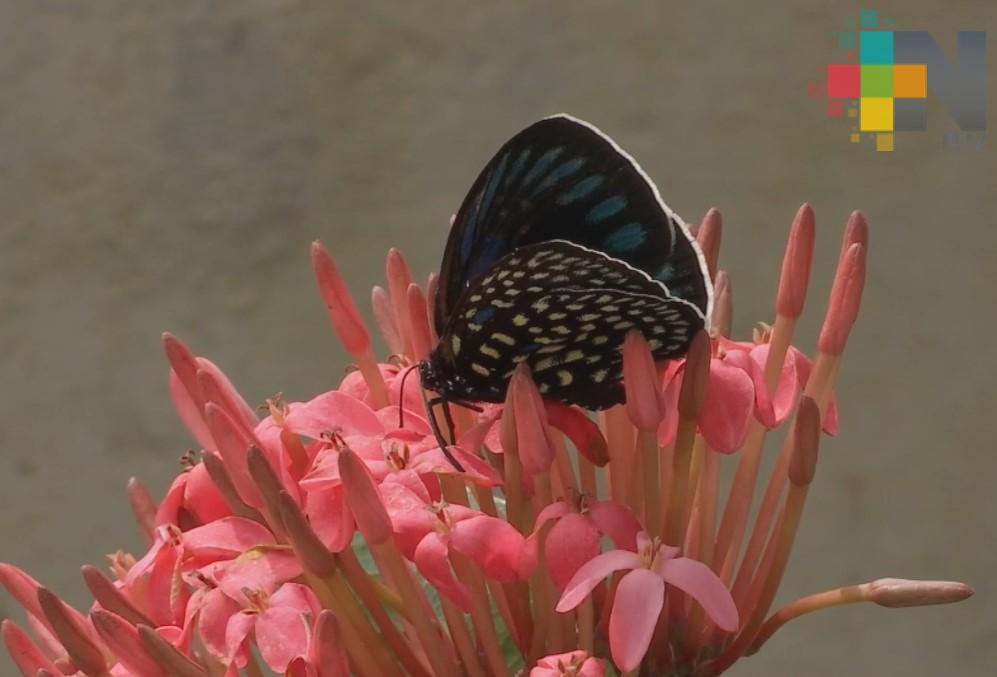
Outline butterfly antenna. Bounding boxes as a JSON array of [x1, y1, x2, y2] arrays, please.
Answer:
[[421, 388, 466, 473], [397, 363, 420, 429]]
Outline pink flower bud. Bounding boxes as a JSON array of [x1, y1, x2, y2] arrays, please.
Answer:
[[37, 587, 107, 675], [338, 449, 393, 545], [2, 620, 58, 675], [311, 240, 371, 354], [776, 203, 815, 318], [679, 331, 711, 419], [137, 624, 207, 677], [126, 477, 157, 545], [818, 243, 866, 355], [372, 285, 404, 355], [91, 610, 165, 677], [788, 396, 820, 486], [545, 402, 609, 466], [386, 247, 415, 357], [81, 565, 153, 627], [840, 210, 869, 262], [623, 330, 667, 431], [696, 208, 722, 282], [503, 363, 554, 476], [712, 271, 732, 337], [406, 282, 432, 361], [311, 610, 350, 677], [868, 578, 974, 608]]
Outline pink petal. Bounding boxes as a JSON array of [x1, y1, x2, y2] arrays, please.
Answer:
[[587, 500, 641, 552], [609, 568, 664, 672], [169, 368, 214, 450], [214, 550, 303, 602], [450, 514, 530, 581], [656, 364, 684, 448], [198, 588, 242, 661], [724, 347, 776, 429], [285, 391, 383, 439], [414, 533, 471, 612], [556, 550, 641, 612], [751, 343, 799, 426], [223, 611, 256, 666], [659, 557, 739, 632], [184, 461, 233, 524], [303, 486, 355, 553], [545, 402, 609, 466], [256, 606, 312, 672], [699, 360, 753, 453], [181, 517, 276, 565], [544, 513, 601, 590]]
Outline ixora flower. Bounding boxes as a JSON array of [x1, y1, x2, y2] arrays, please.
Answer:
[[1, 205, 973, 677]]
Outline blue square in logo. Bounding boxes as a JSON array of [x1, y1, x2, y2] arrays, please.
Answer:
[[860, 31, 894, 64]]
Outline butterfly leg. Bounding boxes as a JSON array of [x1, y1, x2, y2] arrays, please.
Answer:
[[421, 392, 466, 472]]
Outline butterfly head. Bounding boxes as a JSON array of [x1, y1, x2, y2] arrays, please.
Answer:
[[417, 353, 469, 401]]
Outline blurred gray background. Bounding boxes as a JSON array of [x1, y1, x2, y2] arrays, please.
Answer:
[[0, 2, 994, 675]]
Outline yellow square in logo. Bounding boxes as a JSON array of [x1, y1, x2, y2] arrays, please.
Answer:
[[875, 132, 894, 152], [860, 97, 893, 131], [850, 133, 861, 143]]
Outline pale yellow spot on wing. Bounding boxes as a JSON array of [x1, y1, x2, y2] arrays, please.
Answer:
[[480, 344, 500, 359], [512, 314, 529, 327], [557, 370, 573, 386], [492, 332, 516, 345], [471, 363, 490, 376], [451, 335, 461, 355], [592, 369, 609, 383]]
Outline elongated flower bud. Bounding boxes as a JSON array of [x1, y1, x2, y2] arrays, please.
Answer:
[[81, 566, 154, 627], [312, 610, 350, 677], [137, 625, 206, 677], [788, 396, 820, 486], [679, 330, 711, 419], [407, 282, 433, 361], [372, 285, 404, 355], [868, 578, 974, 608], [818, 243, 866, 355], [279, 491, 338, 577], [623, 330, 666, 431], [37, 588, 107, 675], [311, 240, 371, 354], [91, 610, 165, 677], [386, 247, 415, 358], [776, 203, 815, 318], [2, 620, 58, 675], [338, 449, 393, 545], [712, 271, 732, 338], [696, 208, 722, 282], [126, 477, 157, 545], [503, 363, 554, 476]]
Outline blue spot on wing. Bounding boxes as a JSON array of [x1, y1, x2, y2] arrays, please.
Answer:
[[459, 154, 509, 266], [602, 222, 646, 253], [472, 307, 497, 324], [557, 174, 605, 205], [586, 195, 628, 224], [521, 147, 564, 188], [654, 262, 677, 284], [530, 157, 586, 196], [504, 147, 532, 187]]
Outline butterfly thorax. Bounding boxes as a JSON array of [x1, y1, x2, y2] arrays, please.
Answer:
[[418, 353, 480, 403]]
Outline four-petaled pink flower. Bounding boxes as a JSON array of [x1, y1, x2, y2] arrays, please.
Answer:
[[531, 650, 605, 677], [530, 495, 641, 589], [386, 484, 532, 611], [556, 532, 739, 672]]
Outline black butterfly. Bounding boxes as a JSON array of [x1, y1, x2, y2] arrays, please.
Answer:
[[419, 115, 712, 437]]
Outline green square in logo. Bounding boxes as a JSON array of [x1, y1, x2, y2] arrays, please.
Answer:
[[861, 65, 893, 97]]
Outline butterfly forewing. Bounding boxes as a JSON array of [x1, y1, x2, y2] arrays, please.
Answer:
[[435, 115, 711, 336], [431, 241, 704, 409]]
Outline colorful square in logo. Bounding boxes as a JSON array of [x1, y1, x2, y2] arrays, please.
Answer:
[[827, 64, 860, 97], [861, 65, 893, 96], [894, 64, 927, 97], [860, 97, 894, 131], [860, 31, 894, 64]]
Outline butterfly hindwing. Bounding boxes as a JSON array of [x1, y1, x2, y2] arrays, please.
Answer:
[[431, 241, 704, 409], [435, 115, 711, 336]]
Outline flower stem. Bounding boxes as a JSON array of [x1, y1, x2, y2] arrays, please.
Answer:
[[639, 430, 661, 537]]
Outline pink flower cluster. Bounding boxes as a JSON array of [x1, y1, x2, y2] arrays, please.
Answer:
[[2, 206, 972, 676]]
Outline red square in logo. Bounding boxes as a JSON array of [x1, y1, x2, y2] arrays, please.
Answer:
[[827, 64, 860, 98], [826, 99, 845, 118]]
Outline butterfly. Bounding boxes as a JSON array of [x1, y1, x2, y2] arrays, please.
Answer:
[[418, 115, 712, 453]]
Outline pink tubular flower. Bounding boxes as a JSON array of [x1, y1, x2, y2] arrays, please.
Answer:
[[531, 496, 641, 589], [556, 532, 738, 672], [531, 650, 605, 677], [386, 484, 531, 611]]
